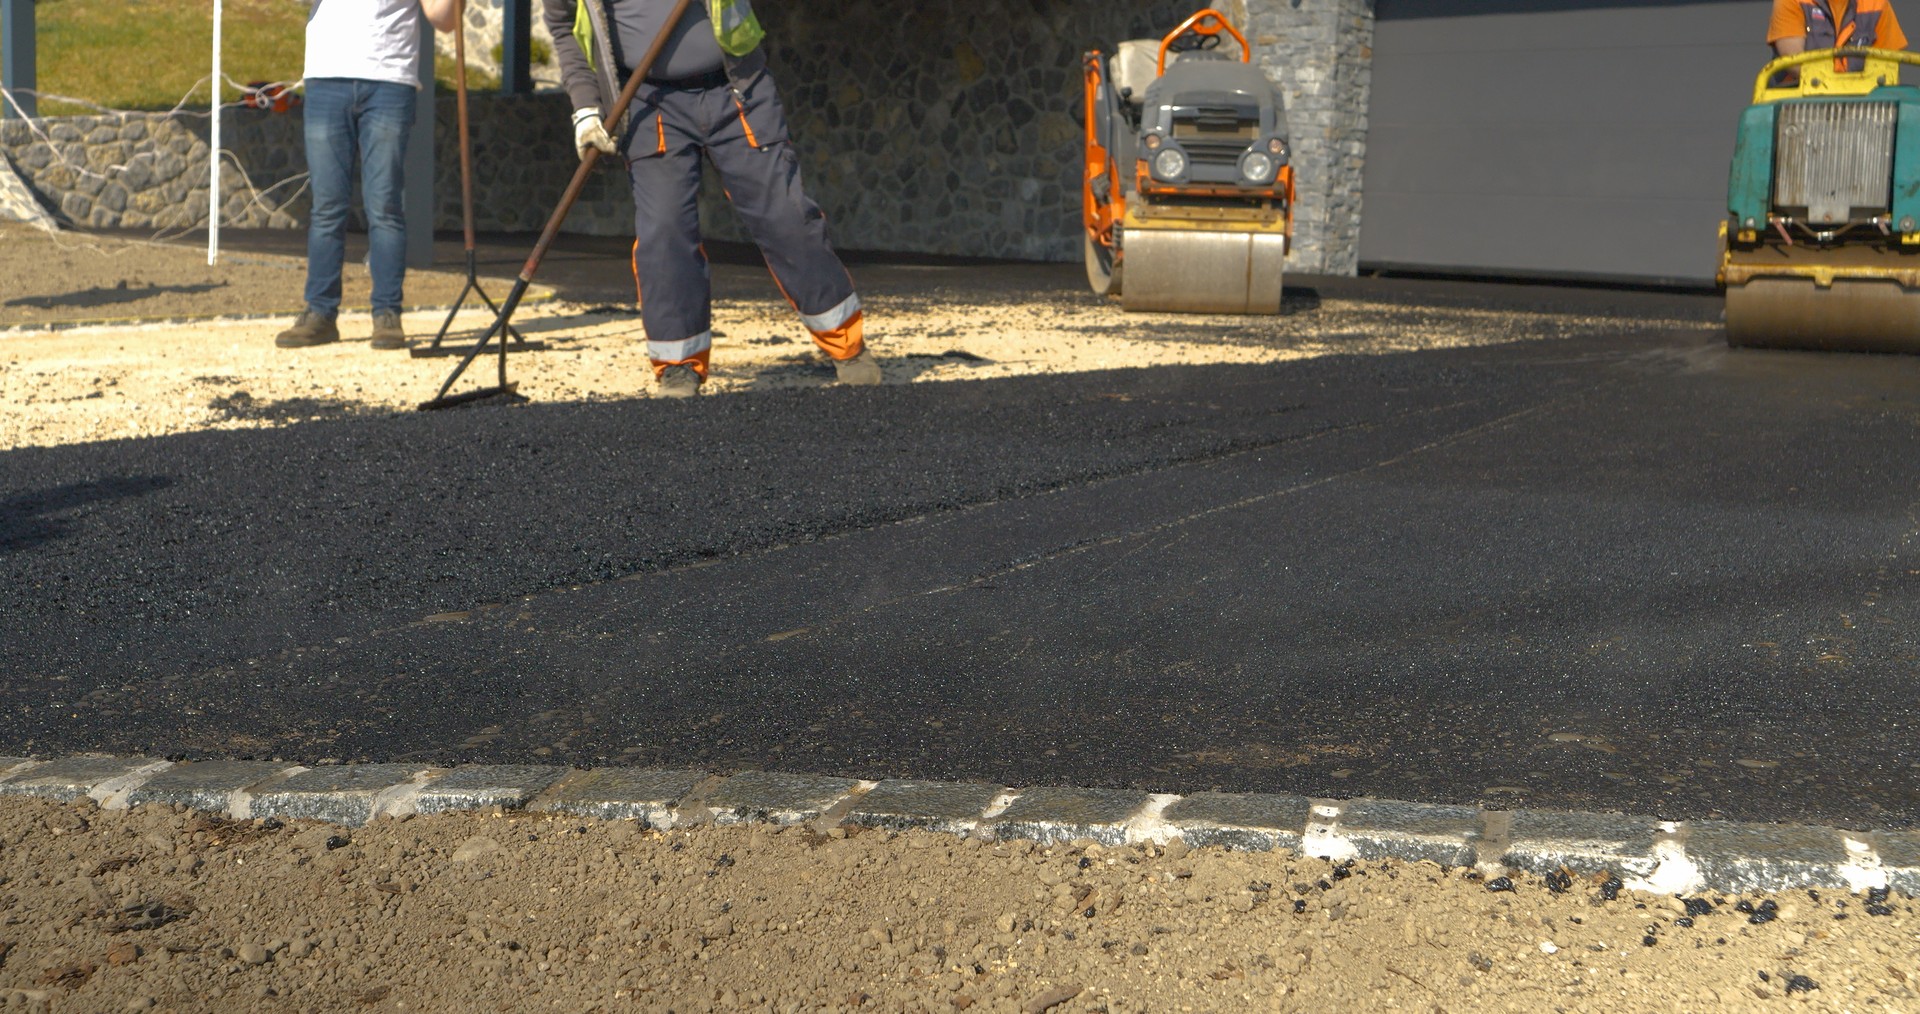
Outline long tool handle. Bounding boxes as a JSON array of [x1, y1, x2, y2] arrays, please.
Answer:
[[510, 0, 697, 289], [455, 0, 476, 253]]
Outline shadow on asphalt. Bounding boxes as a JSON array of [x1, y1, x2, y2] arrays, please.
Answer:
[[0, 475, 174, 554]]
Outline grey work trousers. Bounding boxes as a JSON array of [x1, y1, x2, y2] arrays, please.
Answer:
[[622, 69, 863, 374]]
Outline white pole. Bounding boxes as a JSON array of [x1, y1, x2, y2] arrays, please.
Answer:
[[208, 0, 222, 265]]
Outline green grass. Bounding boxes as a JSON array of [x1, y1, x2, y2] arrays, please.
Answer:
[[491, 36, 551, 68], [2, 0, 496, 116], [436, 52, 501, 94]]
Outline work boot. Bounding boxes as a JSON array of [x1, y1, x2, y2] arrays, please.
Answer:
[[833, 348, 882, 386], [274, 309, 339, 349], [369, 310, 408, 350], [657, 365, 703, 399]]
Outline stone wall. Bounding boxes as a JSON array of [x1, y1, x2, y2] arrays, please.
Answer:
[[431, 93, 632, 235], [0, 95, 634, 236], [0, 112, 299, 231], [1, 0, 1375, 273], [1242, 0, 1374, 275], [437, 0, 565, 90], [0, 151, 58, 231]]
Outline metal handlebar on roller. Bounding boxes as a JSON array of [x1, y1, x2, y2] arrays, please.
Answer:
[[1157, 8, 1250, 74], [1751, 46, 1920, 103]]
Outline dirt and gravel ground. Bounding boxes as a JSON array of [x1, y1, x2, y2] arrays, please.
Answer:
[[0, 224, 501, 331], [0, 795, 1916, 1014], [0, 223, 1716, 449]]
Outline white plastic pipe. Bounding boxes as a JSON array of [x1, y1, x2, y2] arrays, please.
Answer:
[[208, 0, 222, 265]]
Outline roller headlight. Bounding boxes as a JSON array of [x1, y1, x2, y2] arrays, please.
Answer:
[[1239, 151, 1276, 185], [1152, 147, 1188, 181]]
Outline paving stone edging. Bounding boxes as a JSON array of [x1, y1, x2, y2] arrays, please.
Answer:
[[0, 755, 1911, 898]]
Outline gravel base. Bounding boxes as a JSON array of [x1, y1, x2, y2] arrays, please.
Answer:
[[0, 775, 1913, 1013]]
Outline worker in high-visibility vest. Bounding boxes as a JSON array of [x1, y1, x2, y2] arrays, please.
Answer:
[[548, 0, 881, 397], [1770, 0, 1908, 66]]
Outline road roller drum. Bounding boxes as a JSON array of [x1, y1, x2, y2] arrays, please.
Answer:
[[1119, 226, 1287, 314], [1726, 278, 1920, 353]]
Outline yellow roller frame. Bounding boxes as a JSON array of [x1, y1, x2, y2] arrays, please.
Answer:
[[1122, 205, 1289, 237], [1719, 224, 1920, 287], [1750, 46, 1920, 104]]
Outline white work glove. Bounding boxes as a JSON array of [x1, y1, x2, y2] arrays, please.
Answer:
[[572, 106, 617, 162]]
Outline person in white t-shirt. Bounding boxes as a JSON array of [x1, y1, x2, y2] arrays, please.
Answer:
[[276, 0, 458, 351]]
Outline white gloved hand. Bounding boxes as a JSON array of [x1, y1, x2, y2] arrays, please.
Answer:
[[572, 106, 617, 162]]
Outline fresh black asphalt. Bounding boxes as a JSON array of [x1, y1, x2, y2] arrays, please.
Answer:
[[4, 275, 1918, 831]]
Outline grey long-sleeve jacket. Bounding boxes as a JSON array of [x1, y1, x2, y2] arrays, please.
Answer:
[[543, 0, 767, 123]]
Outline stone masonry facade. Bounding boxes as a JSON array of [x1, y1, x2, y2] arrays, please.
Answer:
[[0, 95, 630, 236], [0, 112, 299, 232], [438, 0, 565, 91], [1, 0, 1373, 274], [1243, 0, 1374, 274]]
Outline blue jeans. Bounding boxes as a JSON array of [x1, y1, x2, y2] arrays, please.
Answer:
[[302, 78, 416, 317]]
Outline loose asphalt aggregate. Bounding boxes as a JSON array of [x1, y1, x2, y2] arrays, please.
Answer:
[[3, 269, 1918, 835]]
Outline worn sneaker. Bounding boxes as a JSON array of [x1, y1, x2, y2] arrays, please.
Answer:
[[832, 348, 882, 386], [369, 310, 407, 350], [274, 310, 339, 348], [657, 364, 703, 398]]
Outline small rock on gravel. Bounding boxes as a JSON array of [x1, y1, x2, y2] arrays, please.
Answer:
[[1024, 983, 1084, 1013], [451, 836, 501, 862]]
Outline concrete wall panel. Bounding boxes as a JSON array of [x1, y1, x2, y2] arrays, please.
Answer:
[[1363, 0, 1768, 283]]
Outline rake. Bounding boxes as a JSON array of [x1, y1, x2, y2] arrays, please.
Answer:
[[420, 0, 695, 410], [411, 0, 546, 362]]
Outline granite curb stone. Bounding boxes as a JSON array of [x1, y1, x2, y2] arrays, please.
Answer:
[[247, 764, 430, 827], [1502, 808, 1662, 880], [845, 779, 1006, 835], [1874, 829, 1920, 895], [1334, 799, 1481, 867], [1163, 791, 1312, 852], [990, 787, 1152, 847], [706, 770, 862, 826], [0, 756, 167, 802], [125, 760, 299, 814], [0, 755, 1912, 896], [1684, 820, 1856, 893], [533, 768, 708, 827], [414, 764, 568, 815]]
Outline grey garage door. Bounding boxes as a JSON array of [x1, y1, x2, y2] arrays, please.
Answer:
[[1362, 0, 1772, 284]]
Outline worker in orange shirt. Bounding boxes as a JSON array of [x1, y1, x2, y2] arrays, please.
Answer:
[[1769, 0, 1907, 62]]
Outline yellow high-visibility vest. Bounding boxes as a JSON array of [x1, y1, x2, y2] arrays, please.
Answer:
[[573, 0, 764, 71]]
